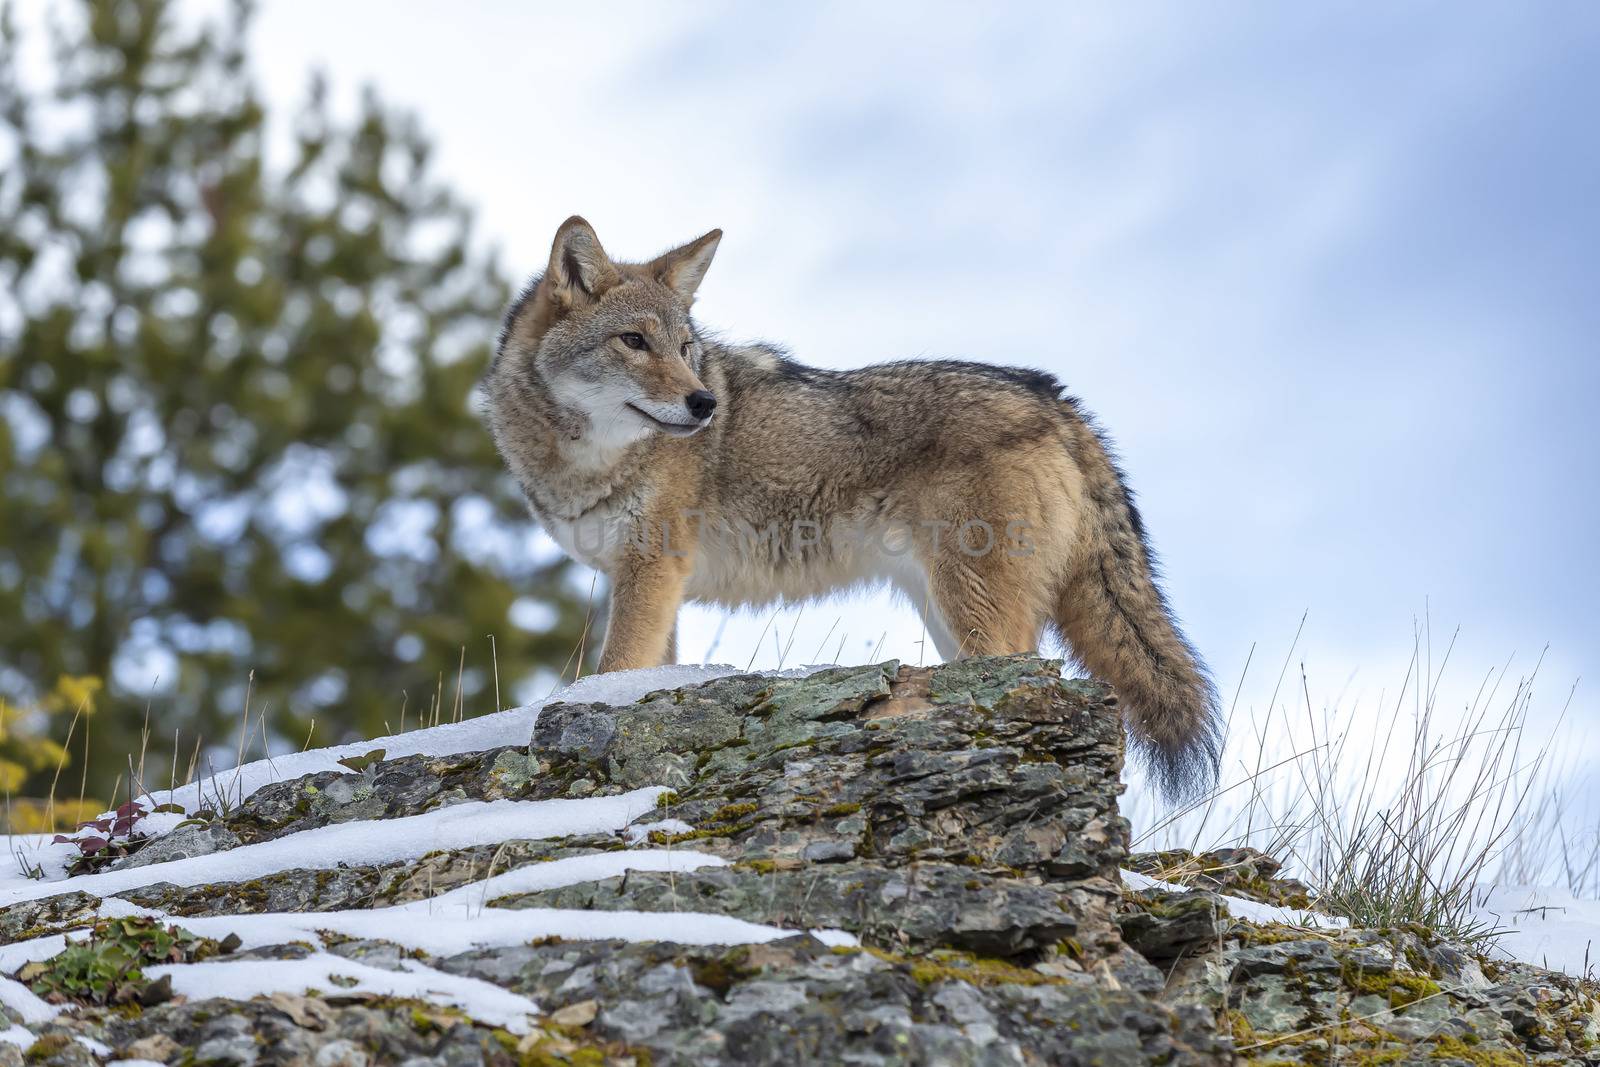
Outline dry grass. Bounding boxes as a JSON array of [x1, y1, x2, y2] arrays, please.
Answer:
[[1127, 614, 1588, 947]]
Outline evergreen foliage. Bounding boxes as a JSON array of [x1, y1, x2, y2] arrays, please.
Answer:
[[0, 0, 582, 815]]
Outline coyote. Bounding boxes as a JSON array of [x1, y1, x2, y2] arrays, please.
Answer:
[[483, 218, 1220, 797]]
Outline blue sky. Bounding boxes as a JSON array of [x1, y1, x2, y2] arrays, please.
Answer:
[[235, 2, 1600, 750]]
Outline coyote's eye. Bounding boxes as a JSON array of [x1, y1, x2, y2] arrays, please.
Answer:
[[619, 332, 648, 351]]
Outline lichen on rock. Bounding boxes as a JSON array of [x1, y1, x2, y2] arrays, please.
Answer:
[[1, 655, 1595, 1066]]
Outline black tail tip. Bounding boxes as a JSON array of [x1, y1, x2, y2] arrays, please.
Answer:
[[1134, 716, 1224, 808]]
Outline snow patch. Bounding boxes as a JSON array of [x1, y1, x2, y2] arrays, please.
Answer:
[[1120, 869, 1348, 929], [0, 976, 57, 1024], [0, 789, 670, 908], [0, 1025, 35, 1048], [0, 934, 73, 976], [147, 953, 542, 1033], [144, 904, 857, 957], [1121, 872, 1600, 979], [75, 1035, 112, 1057]]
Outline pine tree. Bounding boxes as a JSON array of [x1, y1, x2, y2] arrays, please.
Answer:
[[0, 0, 584, 814]]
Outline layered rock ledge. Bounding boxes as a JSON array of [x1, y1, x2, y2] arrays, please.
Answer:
[[0, 656, 1594, 1066]]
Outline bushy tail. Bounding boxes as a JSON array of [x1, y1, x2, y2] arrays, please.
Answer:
[[1053, 461, 1221, 803]]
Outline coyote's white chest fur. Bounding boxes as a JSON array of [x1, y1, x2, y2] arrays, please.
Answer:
[[533, 489, 648, 574]]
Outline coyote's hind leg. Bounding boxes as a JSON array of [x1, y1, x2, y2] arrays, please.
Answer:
[[923, 548, 1043, 659]]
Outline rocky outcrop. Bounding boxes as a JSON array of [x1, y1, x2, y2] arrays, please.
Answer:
[[0, 656, 1595, 1065]]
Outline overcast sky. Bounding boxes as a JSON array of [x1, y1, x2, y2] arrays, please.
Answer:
[[9, 0, 1578, 810], [232, 3, 1600, 771]]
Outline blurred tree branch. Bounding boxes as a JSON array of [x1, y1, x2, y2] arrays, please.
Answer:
[[0, 0, 582, 807]]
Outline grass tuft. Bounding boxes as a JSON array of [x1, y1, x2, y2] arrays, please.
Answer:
[[1128, 612, 1588, 949]]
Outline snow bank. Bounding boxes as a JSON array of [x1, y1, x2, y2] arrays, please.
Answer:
[[0, 848, 857, 964], [0, 933, 72, 975]]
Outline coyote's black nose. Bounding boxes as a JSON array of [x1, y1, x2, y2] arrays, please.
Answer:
[[686, 390, 717, 420]]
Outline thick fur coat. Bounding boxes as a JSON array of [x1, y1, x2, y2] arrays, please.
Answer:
[[482, 217, 1220, 798]]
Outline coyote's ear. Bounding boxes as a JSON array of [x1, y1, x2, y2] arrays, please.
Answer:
[[649, 228, 722, 302], [546, 216, 618, 308]]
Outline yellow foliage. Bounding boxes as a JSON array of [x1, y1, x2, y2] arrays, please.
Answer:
[[15, 737, 68, 773], [0, 676, 94, 806], [3, 797, 107, 834], [47, 675, 103, 716], [0, 760, 26, 794]]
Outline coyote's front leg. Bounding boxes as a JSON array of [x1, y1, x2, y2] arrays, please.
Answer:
[[596, 517, 696, 672]]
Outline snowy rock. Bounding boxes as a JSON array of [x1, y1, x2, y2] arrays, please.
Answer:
[[0, 655, 1595, 1065], [112, 822, 241, 870]]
